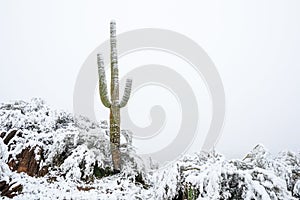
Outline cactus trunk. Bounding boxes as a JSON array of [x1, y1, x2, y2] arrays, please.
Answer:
[[97, 21, 133, 173], [110, 20, 121, 172], [110, 105, 120, 171]]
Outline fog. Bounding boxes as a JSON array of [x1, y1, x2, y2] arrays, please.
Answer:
[[1, 1, 300, 159]]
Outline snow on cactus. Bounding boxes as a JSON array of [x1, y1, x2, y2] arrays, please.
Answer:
[[97, 20, 133, 172]]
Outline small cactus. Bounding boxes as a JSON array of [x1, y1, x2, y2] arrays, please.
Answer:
[[97, 21, 132, 172]]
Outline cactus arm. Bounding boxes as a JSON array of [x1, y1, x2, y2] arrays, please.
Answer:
[[119, 78, 132, 108], [97, 54, 111, 108]]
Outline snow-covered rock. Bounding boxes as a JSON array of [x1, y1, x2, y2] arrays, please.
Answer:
[[0, 99, 299, 199], [0, 98, 146, 198]]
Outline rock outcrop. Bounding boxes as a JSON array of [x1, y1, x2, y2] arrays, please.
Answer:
[[0, 180, 23, 198]]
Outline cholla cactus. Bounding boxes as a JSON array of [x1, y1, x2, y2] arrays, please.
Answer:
[[97, 20, 133, 172]]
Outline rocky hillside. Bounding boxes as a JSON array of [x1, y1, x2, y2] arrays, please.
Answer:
[[0, 99, 300, 199]]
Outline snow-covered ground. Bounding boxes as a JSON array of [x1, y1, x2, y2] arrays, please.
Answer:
[[0, 99, 299, 199]]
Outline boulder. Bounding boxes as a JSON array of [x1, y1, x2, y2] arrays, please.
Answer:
[[8, 145, 48, 177]]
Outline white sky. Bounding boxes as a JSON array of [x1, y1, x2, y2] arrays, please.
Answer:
[[0, 0, 300, 159]]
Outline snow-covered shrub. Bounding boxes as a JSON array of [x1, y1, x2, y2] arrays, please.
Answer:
[[0, 99, 300, 199], [0, 98, 145, 183]]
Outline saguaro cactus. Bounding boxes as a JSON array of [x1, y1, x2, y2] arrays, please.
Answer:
[[97, 21, 133, 172]]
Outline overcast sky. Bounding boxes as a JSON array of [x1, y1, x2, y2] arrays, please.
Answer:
[[0, 1, 300, 159]]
